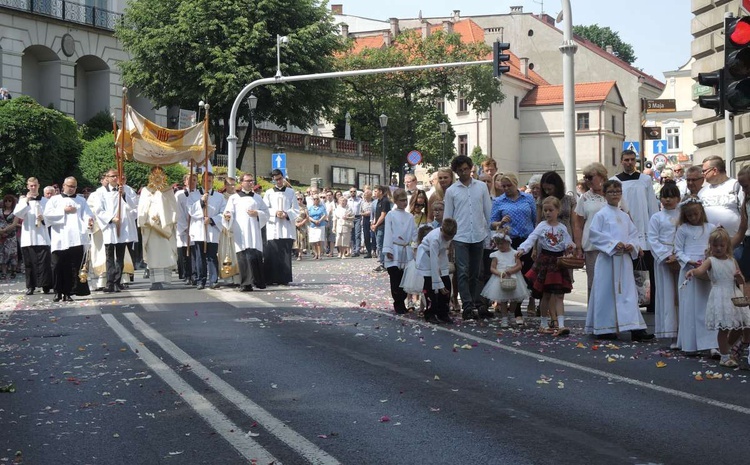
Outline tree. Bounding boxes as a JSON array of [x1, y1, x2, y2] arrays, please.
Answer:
[[78, 133, 187, 191], [573, 24, 636, 65], [117, 0, 344, 168], [0, 96, 82, 195], [331, 29, 503, 174]]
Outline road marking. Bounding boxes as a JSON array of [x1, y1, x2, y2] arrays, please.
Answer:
[[291, 290, 750, 416], [123, 312, 342, 465], [210, 290, 278, 309], [100, 314, 278, 463]]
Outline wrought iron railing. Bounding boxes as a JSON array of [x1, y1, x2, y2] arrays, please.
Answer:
[[0, 0, 121, 31]]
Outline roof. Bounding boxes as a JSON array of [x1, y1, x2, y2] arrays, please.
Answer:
[[350, 35, 386, 54], [520, 81, 620, 106]]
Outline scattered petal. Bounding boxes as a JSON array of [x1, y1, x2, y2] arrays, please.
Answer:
[[656, 361, 667, 368], [606, 356, 617, 363], [429, 407, 440, 412], [379, 415, 390, 422], [433, 375, 440, 380], [557, 382, 565, 389], [575, 342, 586, 349]]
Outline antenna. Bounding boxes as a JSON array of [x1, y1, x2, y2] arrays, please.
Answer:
[[532, 0, 544, 16]]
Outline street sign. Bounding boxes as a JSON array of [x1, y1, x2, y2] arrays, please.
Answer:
[[406, 150, 422, 166], [272, 152, 287, 178], [645, 99, 676, 113], [643, 126, 662, 140], [743, 0, 750, 15], [652, 139, 668, 154], [622, 141, 640, 155], [653, 154, 668, 168]]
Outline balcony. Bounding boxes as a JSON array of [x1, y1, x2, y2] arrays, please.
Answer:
[[0, 0, 121, 31]]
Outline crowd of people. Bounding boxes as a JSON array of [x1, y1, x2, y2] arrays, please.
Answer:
[[3, 150, 750, 368]]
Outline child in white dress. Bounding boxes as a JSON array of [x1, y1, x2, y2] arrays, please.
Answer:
[[674, 199, 718, 353], [383, 189, 417, 315], [686, 228, 750, 367], [647, 182, 681, 347], [481, 230, 529, 328]]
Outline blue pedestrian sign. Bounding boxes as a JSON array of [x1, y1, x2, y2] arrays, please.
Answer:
[[652, 139, 668, 154], [272, 153, 287, 178], [622, 141, 640, 155]]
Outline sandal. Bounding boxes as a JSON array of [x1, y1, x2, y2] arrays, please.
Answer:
[[720, 358, 739, 368], [554, 327, 570, 337]]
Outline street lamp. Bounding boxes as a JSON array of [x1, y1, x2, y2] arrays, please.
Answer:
[[247, 94, 258, 178], [439, 121, 448, 167], [276, 35, 289, 78], [379, 114, 388, 186]]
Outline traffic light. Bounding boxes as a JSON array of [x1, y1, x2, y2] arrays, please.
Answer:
[[697, 69, 723, 116], [492, 42, 510, 78], [724, 16, 750, 114]]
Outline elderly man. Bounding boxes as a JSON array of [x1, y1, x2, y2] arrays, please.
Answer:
[[13, 177, 52, 295], [43, 177, 94, 302], [263, 169, 299, 285], [347, 186, 363, 257], [682, 165, 704, 200], [612, 149, 660, 313], [698, 155, 743, 237]]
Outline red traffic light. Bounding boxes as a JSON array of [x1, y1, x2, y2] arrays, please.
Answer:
[[729, 17, 750, 46]]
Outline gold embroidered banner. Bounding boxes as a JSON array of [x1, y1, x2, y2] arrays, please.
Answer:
[[117, 105, 215, 165]]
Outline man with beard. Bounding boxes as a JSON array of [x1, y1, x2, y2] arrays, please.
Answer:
[[224, 174, 268, 291]]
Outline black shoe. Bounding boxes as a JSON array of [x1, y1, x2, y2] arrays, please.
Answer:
[[102, 286, 115, 293], [62, 295, 74, 302], [42, 287, 50, 294], [596, 333, 618, 340], [53, 294, 62, 302], [631, 330, 655, 342], [149, 283, 164, 291], [462, 309, 477, 321], [477, 310, 495, 320], [239, 285, 253, 292], [437, 314, 454, 324], [196, 283, 205, 290], [116, 283, 127, 291], [25, 288, 34, 296], [373, 265, 385, 272], [209, 283, 220, 289], [351, 253, 360, 257]]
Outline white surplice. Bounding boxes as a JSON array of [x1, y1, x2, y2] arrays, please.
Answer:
[[674, 223, 718, 352], [263, 187, 299, 240], [612, 173, 659, 250], [647, 209, 680, 338], [188, 190, 226, 244], [223, 192, 269, 253], [94, 184, 138, 245], [43, 194, 94, 252], [383, 209, 417, 269], [13, 195, 49, 247], [585, 205, 647, 334]]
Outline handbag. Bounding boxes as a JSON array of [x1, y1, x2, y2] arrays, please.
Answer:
[[633, 258, 651, 306], [557, 255, 585, 269]]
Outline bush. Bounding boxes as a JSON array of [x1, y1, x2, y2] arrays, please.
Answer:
[[78, 133, 187, 190], [0, 96, 83, 196], [81, 111, 114, 141]]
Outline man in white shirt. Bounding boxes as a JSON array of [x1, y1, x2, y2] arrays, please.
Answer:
[[189, 172, 226, 290], [13, 177, 52, 295], [698, 155, 743, 237], [347, 187, 363, 257], [444, 155, 493, 320], [404, 174, 418, 204]]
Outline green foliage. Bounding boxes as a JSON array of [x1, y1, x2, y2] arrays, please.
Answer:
[[470, 146, 486, 167], [573, 24, 636, 65], [81, 111, 114, 141], [117, 0, 345, 158], [78, 133, 187, 190], [0, 96, 82, 195], [331, 29, 503, 172]]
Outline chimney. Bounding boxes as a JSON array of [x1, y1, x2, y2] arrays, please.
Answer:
[[605, 45, 614, 55], [452, 10, 460, 22], [520, 57, 529, 77], [389, 17, 400, 37], [422, 21, 431, 39], [443, 20, 453, 34], [331, 4, 343, 15], [340, 23, 349, 38], [383, 31, 391, 47], [510, 6, 523, 14]]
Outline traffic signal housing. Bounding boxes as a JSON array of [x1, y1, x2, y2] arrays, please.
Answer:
[[697, 69, 723, 116], [493, 42, 510, 78], [724, 16, 750, 114]]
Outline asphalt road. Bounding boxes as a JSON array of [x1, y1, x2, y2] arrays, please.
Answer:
[[1, 256, 749, 464]]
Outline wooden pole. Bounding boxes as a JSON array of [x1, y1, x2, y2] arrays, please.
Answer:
[[202, 104, 210, 253], [115, 87, 128, 237]]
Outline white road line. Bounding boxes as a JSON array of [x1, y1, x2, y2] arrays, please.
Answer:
[[291, 290, 750, 416], [123, 312, 341, 465], [100, 314, 278, 463], [210, 289, 278, 309]]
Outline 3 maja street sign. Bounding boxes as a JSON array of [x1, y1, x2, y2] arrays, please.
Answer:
[[645, 99, 676, 113]]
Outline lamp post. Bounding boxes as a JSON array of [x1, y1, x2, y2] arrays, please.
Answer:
[[247, 94, 258, 178], [276, 34, 289, 78], [379, 114, 388, 186], [439, 121, 448, 167]]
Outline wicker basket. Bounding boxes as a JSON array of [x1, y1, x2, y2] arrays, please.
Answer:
[[557, 256, 585, 270], [500, 277, 517, 291], [732, 296, 750, 307]]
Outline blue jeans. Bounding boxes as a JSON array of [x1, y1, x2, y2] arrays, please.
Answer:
[[376, 229, 385, 265], [362, 216, 374, 254], [350, 216, 362, 254], [452, 240, 484, 312]]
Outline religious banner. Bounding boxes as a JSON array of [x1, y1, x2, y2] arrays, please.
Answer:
[[117, 105, 215, 165]]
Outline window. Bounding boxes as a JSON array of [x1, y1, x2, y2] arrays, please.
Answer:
[[458, 135, 468, 156], [611, 147, 617, 166], [611, 115, 616, 132], [514, 96, 519, 120], [436, 98, 445, 114], [666, 127, 681, 151], [314, 164, 320, 175], [576, 113, 590, 131], [332, 166, 355, 185], [457, 94, 468, 113]]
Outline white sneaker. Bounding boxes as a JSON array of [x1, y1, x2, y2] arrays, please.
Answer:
[[515, 316, 524, 326], [501, 317, 509, 329]]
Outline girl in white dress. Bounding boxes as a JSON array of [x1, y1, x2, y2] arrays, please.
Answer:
[[481, 230, 529, 329], [647, 182, 681, 346], [686, 228, 750, 367], [674, 199, 718, 353]]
